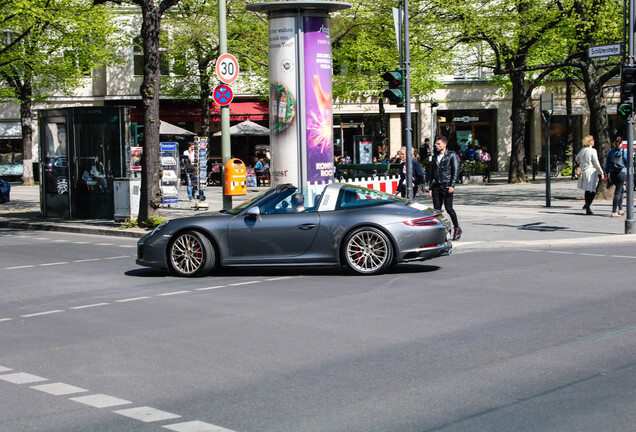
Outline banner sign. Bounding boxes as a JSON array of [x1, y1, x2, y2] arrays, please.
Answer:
[[304, 16, 335, 182]]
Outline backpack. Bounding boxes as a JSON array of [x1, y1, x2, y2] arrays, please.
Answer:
[[608, 148, 625, 172]]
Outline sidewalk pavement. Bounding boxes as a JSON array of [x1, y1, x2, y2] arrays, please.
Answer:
[[1, 174, 635, 251]]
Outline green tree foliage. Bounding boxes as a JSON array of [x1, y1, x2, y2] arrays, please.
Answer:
[[0, 0, 122, 184]]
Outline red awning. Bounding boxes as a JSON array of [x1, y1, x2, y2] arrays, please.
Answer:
[[107, 100, 269, 123]]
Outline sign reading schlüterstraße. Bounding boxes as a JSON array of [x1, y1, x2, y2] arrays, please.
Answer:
[[588, 44, 621, 59]]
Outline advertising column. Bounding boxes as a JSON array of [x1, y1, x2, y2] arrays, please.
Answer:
[[247, 1, 350, 189]]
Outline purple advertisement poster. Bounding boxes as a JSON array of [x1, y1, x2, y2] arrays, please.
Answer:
[[303, 16, 334, 182]]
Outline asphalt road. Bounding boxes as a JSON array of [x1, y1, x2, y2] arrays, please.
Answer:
[[1, 228, 635, 432]]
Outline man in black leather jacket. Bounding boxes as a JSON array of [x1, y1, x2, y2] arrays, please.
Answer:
[[429, 135, 462, 240]]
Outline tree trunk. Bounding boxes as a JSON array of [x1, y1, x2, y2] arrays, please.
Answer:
[[137, 4, 162, 222], [19, 81, 34, 186], [508, 69, 527, 183], [565, 77, 575, 174]]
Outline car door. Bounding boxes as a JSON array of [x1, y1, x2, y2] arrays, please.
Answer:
[[226, 211, 321, 262]]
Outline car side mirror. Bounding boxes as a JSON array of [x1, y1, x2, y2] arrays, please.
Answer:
[[246, 207, 260, 219]]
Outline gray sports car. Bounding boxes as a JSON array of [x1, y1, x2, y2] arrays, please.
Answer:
[[136, 183, 452, 276]]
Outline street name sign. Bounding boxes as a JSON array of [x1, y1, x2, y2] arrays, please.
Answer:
[[588, 44, 621, 59]]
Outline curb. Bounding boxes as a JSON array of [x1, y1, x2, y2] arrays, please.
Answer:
[[0, 220, 146, 238]]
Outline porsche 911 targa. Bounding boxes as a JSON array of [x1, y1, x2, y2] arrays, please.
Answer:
[[136, 183, 452, 276]]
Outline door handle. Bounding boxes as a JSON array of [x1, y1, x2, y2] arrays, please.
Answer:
[[297, 224, 316, 230]]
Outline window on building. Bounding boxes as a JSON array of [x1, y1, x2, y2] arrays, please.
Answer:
[[132, 35, 187, 77]]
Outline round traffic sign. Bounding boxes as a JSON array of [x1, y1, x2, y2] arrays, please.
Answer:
[[216, 53, 239, 84], [213, 84, 234, 106]]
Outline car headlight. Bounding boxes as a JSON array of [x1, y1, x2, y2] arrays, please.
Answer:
[[149, 220, 169, 237]]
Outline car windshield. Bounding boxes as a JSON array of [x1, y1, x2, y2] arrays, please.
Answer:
[[337, 184, 411, 209], [226, 188, 274, 215]]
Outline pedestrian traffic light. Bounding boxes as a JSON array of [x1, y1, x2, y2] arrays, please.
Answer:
[[620, 65, 636, 100], [381, 69, 405, 106]]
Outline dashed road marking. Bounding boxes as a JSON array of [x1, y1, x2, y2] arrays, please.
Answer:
[[70, 393, 132, 408], [31, 382, 88, 396], [70, 303, 109, 310], [1, 366, 237, 431], [196, 285, 226, 291], [116, 296, 151, 303], [114, 406, 181, 422], [0, 372, 48, 384], [39, 262, 69, 266], [0, 318, 12, 322], [20, 310, 64, 318], [159, 291, 191, 296], [229, 281, 259, 286], [6, 265, 35, 269]]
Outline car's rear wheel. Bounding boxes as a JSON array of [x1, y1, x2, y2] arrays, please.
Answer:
[[343, 227, 393, 275], [169, 231, 215, 277]]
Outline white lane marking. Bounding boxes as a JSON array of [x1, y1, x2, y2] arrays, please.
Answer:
[[52, 240, 68, 243], [0, 372, 48, 384], [164, 421, 237, 432], [31, 382, 88, 395], [610, 255, 636, 259], [39, 262, 69, 267], [70, 303, 109, 310], [158, 291, 190, 296], [72, 241, 90, 244], [0, 318, 13, 322], [196, 286, 226, 291], [120, 245, 137, 248], [544, 251, 576, 254], [20, 310, 64, 318], [116, 296, 151, 303], [0, 366, 13, 372], [264, 276, 292, 281], [70, 394, 132, 408], [6, 265, 35, 269], [578, 253, 605, 257], [228, 281, 259, 286], [94, 243, 115, 246], [33, 237, 51, 241], [114, 406, 181, 422], [73, 258, 101, 263], [104, 255, 130, 260]]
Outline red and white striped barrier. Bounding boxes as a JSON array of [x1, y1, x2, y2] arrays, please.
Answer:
[[307, 175, 401, 205]]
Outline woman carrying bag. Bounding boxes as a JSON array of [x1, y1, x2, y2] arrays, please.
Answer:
[[575, 135, 604, 215]]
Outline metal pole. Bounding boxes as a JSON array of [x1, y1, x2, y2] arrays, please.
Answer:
[[404, 0, 413, 199], [626, 0, 635, 233], [544, 112, 551, 207], [219, 0, 232, 210]]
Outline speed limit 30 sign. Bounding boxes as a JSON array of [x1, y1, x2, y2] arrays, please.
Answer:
[[216, 53, 239, 84]]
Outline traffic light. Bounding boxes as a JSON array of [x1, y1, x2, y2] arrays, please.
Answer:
[[618, 100, 633, 117], [617, 66, 636, 117], [381, 68, 405, 106], [620, 65, 636, 99]]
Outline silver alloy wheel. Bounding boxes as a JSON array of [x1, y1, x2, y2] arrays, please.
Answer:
[[344, 228, 392, 275], [169, 231, 214, 277]]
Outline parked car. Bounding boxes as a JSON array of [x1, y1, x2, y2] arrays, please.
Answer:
[[137, 183, 452, 277]]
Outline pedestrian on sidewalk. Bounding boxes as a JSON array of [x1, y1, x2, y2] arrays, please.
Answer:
[[604, 136, 628, 217], [429, 135, 462, 240], [575, 135, 604, 215], [183, 142, 195, 201]]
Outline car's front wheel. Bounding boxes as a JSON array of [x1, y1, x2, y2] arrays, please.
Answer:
[[168, 231, 215, 277], [343, 227, 393, 275]]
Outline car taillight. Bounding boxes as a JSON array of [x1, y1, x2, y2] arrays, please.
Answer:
[[403, 216, 438, 226]]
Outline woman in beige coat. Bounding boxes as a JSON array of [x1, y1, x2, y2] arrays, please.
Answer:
[[575, 135, 604, 215]]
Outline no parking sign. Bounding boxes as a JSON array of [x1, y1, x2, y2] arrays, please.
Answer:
[[213, 84, 234, 106]]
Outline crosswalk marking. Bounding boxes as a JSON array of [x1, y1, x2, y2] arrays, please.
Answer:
[[114, 406, 181, 422], [31, 382, 88, 396], [164, 421, 237, 432], [70, 394, 132, 408], [0, 372, 48, 384]]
